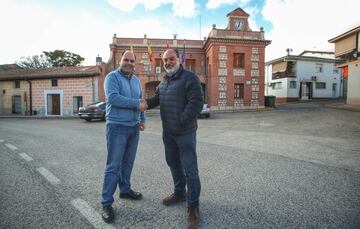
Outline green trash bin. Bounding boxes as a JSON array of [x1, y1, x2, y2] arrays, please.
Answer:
[[265, 96, 276, 107]]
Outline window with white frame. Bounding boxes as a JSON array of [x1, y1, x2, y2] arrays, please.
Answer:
[[289, 81, 297, 89], [272, 82, 282, 90], [315, 82, 326, 89], [315, 64, 323, 73]]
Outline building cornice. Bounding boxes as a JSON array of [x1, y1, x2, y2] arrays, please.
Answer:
[[328, 26, 360, 43]]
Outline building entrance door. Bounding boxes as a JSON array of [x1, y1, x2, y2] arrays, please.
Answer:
[[12, 95, 21, 114], [300, 82, 312, 100], [47, 94, 60, 115], [332, 83, 337, 97]]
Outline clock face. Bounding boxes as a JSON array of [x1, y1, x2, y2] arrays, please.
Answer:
[[234, 20, 243, 30]]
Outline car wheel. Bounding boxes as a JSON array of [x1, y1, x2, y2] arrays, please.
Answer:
[[205, 114, 210, 118], [85, 118, 92, 122]]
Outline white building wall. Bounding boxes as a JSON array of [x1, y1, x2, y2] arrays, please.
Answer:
[[347, 62, 360, 104], [265, 58, 342, 100], [287, 78, 299, 97], [296, 60, 341, 98]]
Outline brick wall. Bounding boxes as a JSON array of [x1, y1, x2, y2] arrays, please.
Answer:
[[31, 77, 95, 115]]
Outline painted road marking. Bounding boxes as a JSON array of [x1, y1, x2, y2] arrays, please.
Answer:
[[36, 167, 61, 186], [19, 153, 33, 161], [5, 143, 18, 150], [19, 153, 34, 162], [71, 198, 115, 229]]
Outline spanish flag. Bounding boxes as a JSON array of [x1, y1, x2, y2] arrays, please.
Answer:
[[147, 43, 153, 62]]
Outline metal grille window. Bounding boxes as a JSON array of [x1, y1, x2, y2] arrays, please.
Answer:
[[289, 81, 297, 88], [315, 82, 326, 89], [51, 79, 58, 87], [272, 82, 282, 89], [14, 80, 20, 88], [315, 64, 323, 73]]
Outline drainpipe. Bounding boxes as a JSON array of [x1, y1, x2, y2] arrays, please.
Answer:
[[26, 79, 32, 115]]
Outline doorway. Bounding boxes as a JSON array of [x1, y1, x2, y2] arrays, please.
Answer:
[[12, 95, 21, 114], [299, 82, 313, 100], [47, 94, 60, 115], [332, 83, 337, 97]]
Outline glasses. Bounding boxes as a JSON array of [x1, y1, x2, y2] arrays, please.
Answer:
[[162, 57, 176, 62], [123, 58, 135, 63]]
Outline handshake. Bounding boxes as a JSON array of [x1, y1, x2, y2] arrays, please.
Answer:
[[139, 99, 148, 112]]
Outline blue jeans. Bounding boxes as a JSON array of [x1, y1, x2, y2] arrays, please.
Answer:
[[162, 130, 201, 207], [101, 123, 139, 207]]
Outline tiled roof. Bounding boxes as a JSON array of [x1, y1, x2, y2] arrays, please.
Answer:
[[0, 64, 22, 70], [0, 65, 101, 81]]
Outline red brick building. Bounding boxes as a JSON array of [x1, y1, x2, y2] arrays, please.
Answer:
[[104, 8, 271, 110]]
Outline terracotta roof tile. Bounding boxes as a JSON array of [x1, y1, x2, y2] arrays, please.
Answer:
[[0, 65, 101, 81]]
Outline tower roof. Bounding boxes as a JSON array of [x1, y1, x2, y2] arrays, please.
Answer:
[[226, 7, 249, 17]]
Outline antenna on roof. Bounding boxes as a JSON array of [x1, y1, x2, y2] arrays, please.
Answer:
[[286, 48, 293, 56]]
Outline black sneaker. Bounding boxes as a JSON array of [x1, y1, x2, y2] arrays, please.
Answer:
[[101, 205, 114, 223], [119, 189, 143, 200]]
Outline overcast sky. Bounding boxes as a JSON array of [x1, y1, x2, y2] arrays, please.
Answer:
[[1, 0, 359, 66]]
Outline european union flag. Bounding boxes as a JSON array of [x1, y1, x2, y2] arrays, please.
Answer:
[[181, 42, 186, 65]]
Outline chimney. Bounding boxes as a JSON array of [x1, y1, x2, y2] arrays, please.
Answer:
[[96, 55, 102, 65]]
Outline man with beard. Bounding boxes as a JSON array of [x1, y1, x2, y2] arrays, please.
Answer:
[[101, 50, 147, 223], [146, 49, 204, 229]]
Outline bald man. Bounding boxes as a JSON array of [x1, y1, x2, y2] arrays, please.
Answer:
[[146, 49, 204, 229], [101, 51, 146, 223]]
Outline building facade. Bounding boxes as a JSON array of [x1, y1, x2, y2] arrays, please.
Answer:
[[265, 51, 343, 103], [104, 8, 271, 110], [0, 66, 104, 116], [329, 26, 360, 105]]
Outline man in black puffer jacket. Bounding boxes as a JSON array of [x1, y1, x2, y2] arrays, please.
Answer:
[[146, 49, 203, 229]]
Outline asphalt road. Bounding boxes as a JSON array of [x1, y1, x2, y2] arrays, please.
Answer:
[[1, 103, 360, 229]]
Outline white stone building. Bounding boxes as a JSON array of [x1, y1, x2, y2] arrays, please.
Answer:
[[265, 51, 343, 103]]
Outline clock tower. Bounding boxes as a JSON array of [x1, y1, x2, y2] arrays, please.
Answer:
[[226, 7, 250, 31]]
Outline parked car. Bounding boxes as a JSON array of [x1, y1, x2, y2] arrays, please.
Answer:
[[199, 102, 210, 118], [78, 101, 106, 121]]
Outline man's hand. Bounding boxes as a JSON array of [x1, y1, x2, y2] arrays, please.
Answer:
[[139, 99, 148, 112], [139, 123, 146, 131]]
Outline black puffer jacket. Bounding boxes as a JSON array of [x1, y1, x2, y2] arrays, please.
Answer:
[[147, 66, 204, 135]]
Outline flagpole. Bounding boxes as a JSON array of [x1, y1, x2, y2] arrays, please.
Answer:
[[199, 15, 201, 40]]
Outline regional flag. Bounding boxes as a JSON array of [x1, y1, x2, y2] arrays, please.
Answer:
[[147, 43, 153, 62]]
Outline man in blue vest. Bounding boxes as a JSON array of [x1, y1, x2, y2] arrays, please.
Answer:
[[146, 49, 204, 229], [101, 50, 147, 223]]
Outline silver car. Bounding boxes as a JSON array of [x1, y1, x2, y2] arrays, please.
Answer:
[[78, 101, 106, 121], [199, 103, 210, 118]]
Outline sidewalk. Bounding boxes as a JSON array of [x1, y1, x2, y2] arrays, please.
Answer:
[[279, 98, 360, 112], [323, 102, 360, 112]]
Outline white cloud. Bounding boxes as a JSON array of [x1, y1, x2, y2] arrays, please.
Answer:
[[0, 0, 180, 66], [243, 6, 261, 30], [106, 0, 196, 17], [262, 0, 360, 61], [172, 0, 196, 17], [206, 0, 251, 9]]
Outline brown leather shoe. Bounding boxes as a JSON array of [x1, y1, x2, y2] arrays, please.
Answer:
[[162, 192, 186, 206], [187, 206, 200, 229]]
